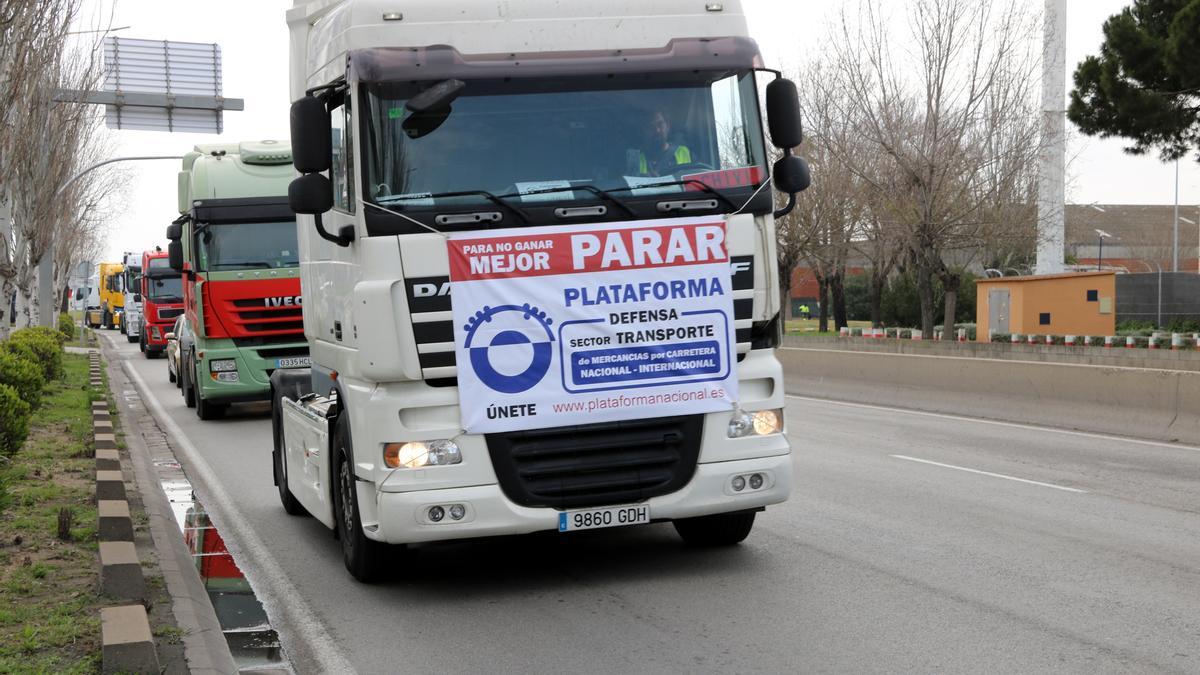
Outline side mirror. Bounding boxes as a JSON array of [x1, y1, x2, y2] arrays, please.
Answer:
[[291, 96, 332, 173], [289, 173, 334, 215], [168, 240, 184, 271], [166, 223, 182, 241], [165, 333, 176, 341], [133, 293, 142, 303], [772, 155, 811, 195], [765, 78, 803, 149]]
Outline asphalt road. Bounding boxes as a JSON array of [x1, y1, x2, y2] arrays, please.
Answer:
[[103, 332, 1200, 674]]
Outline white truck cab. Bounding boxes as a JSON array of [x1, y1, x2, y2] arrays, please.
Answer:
[[121, 251, 143, 343], [275, 0, 810, 581]]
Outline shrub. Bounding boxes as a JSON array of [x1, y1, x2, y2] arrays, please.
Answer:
[[1166, 317, 1200, 334], [7, 328, 63, 380], [21, 325, 67, 346], [0, 383, 31, 457], [0, 349, 45, 407], [57, 313, 76, 340]]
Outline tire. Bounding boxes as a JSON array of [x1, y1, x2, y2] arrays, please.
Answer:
[[168, 360, 176, 384], [272, 387, 306, 516], [194, 370, 226, 420], [673, 511, 757, 547], [138, 328, 146, 350], [182, 355, 196, 408], [332, 415, 386, 582]]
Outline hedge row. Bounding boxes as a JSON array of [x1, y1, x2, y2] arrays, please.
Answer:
[[0, 324, 71, 456]]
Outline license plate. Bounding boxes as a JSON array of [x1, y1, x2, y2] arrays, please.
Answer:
[[558, 504, 650, 532], [276, 356, 311, 369]]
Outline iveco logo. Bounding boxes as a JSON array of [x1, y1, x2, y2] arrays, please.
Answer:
[[265, 296, 303, 307], [413, 282, 451, 298]]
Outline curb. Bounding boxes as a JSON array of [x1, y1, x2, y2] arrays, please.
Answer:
[[90, 351, 160, 674]]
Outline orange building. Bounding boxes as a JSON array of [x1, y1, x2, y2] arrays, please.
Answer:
[[975, 271, 1116, 339]]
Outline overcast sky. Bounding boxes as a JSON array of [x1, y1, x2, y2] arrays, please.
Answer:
[[81, 0, 1200, 261]]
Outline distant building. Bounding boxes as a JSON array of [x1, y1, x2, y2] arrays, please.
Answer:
[[1065, 204, 1200, 273]]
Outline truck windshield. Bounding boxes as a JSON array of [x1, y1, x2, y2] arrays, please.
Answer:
[[147, 275, 183, 301], [124, 266, 141, 290], [195, 221, 299, 272], [362, 70, 767, 210]]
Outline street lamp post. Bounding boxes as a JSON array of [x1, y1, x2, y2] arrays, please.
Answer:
[[1095, 228, 1113, 271]]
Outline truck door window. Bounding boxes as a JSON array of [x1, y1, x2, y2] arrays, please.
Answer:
[[330, 93, 355, 214]]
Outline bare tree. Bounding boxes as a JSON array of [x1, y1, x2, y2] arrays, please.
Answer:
[[826, 0, 1042, 337], [0, 0, 112, 334]]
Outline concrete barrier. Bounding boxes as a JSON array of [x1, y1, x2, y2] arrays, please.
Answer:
[[95, 470, 126, 501], [98, 500, 134, 542], [99, 541, 145, 600], [780, 347, 1200, 445], [101, 605, 159, 674]]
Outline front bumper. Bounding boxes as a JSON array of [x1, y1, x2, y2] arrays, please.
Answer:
[[143, 321, 172, 349], [366, 452, 792, 544], [196, 339, 308, 404]]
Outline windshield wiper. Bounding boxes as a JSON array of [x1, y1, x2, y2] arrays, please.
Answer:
[[213, 261, 273, 269], [605, 179, 741, 212], [378, 190, 531, 224], [501, 184, 637, 219]]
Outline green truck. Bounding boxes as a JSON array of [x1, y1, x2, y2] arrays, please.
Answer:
[[165, 140, 309, 420]]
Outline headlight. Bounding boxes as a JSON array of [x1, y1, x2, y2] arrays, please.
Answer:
[[727, 408, 784, 438], [383, 439, 462, 469], [209, 359, 237, 372]]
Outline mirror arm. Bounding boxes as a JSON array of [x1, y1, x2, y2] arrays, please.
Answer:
[[314, 213, 353, 247], [773, 192, 797, 220]]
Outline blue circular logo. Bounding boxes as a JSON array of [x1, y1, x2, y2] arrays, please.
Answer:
[[463, 304, 555, 394]]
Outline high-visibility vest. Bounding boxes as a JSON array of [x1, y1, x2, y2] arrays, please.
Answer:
[[639, 144, 692, 174]]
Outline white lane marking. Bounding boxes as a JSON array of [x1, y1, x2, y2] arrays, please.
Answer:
[[890, 454, 1087, 493], [123, 361, 357, 674], [785, 394, 1200, 454]]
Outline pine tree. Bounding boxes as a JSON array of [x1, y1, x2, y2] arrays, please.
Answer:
[[1068, 0, 1200, 161]]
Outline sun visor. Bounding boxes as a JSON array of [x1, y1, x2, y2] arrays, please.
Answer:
[[349, 36, 761, 83]]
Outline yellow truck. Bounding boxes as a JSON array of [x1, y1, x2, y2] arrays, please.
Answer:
[[98, 262, 125, 330]]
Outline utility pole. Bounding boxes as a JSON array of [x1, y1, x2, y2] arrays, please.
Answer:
[[1036, 0, 1066, 275], [1172, 159, 1179, 272]]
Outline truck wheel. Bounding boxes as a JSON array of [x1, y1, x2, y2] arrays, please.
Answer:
[[673, 511, 757, 547], [272, 387, 307, 516], [138, 328, 146, 349], [182, 357, 196, 408], [333, 416, 385, 582], [194, 373, 226, 420]]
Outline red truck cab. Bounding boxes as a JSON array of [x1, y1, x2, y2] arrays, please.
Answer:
[[140, 249, 185, 357]]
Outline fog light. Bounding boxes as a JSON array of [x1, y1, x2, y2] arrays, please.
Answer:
[[752, 409, 782, 435], [209, 358, 236, 372], [749, 473, 764, 490], [731, 475, 746, 491], [428, 506, 444, 522], [383, 439, 462, 469], [214, 371, 239, 383], [448, 504, 466, 520]]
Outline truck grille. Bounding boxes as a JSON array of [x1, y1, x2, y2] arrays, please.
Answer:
[[485, 415, 703, 509], [227, 298, 304, 336], [156, 307, 183, 321]]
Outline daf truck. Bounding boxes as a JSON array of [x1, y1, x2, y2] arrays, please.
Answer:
[[121, 251, 142, 342], [274, 0, 810, 581], [98, 262, 124, 330], [165, 141, 310, 420], [138, 248, 184, 358]]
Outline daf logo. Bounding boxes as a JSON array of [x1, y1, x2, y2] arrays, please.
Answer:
[[413, 282, 452, 298], [730, 261, 751, 275], [265, 296, 303, 307]]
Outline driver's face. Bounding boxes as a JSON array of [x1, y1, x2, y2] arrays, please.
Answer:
[[645, 112, 669, 145]]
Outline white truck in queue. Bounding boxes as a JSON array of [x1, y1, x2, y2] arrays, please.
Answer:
[[121, 251, 142, 343], [274, 0, 811, 581]]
